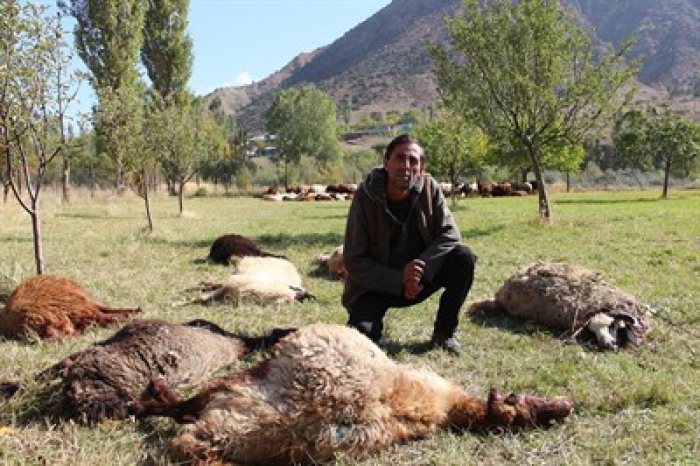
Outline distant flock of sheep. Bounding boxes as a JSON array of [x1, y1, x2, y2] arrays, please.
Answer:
[[260, 180, 538, 202], [0, 230, 654, 464]]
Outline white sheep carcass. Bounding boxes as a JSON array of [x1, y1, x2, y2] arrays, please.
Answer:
[[131, 323, 574, 465], [468, 261, 651, 350], [176, 256, 311, 306]]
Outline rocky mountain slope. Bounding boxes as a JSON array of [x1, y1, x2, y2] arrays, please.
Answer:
[[209, 0, 700, 133]]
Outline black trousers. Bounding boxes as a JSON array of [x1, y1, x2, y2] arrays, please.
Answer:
[[347, 244, 476, 343]]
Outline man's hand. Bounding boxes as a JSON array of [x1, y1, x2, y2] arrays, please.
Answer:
[[403, 259, 425, 299]]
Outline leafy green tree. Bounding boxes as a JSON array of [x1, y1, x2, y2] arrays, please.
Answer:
[[204, 97, 256, 192], [1, 1, 82, 273], [151, 98, 227, 214], [614, 107, 700, 198], [266, 85, 342, 189], [431, 0, 638, 222], [398, 109, 424, 126], [141, 0, 192, 107], [344, 148, 380, 184], [96, 84, 155, 230], [61, 0, 146, 190], [414, 111, 489, 206]]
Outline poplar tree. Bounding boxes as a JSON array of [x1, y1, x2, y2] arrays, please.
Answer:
[[60, 0, 146, 190], [141, 0, 193, 107]]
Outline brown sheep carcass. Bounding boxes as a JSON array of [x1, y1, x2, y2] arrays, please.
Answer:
[[132, 323, 573, 465], [208, 233, 284, 265], [0, 275, 140, 341], [468, 262, 651, 350], [36, 319, 294, 424]]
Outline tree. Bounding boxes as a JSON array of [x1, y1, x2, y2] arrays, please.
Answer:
[[266, 85, 342, 189], [141, 0, 193, 107], [151, 97, 227, 214], [614, 107, 700, 198], [204, 97, 255, 193], [431, 0, 638, 222], [61, 0, 146, 190], [1, 1, 82, 274], [414, 111, 489, 206], [96, 84, 155, 231]]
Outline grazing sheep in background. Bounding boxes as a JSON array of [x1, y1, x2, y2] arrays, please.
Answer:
[[30, 319, 294, 424], [177, 256, 311, 306], [0, 275, 140, 341], [468, 262, 651, 350], [313, 245, 347, 281], [208, 233, 284, 265], [131, 323, 573, 465], [262, 192, 284, 201]]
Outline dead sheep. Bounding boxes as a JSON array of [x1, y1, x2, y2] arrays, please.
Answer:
[[208, 233, 285, 265], [6, 319, 294, 424], [468, 261, 651, 350], [312, 245, 347, 281], [131, 323, 573, 465], [177, 256, 312, 306], [0, 275, 140, 341]]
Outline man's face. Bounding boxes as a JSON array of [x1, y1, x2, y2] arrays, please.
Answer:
[[383, 142, 424, 193]]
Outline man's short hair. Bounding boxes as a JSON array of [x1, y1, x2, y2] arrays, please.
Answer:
[[384, 134, 422, 160]]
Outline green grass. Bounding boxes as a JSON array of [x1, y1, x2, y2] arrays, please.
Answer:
[[0, 188, 699, 465]]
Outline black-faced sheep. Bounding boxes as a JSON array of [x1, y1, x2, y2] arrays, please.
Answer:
[[17, 319, 294, 424], [208, 233, 284, 265], [177, 256, 311, 306], [132, 323, 574, 465], [468, 261, 651, 350], [0, 275, 140, 341], [312, 245, 346, 281]]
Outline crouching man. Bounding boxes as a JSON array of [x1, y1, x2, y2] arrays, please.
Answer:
[[342, 134, 476, 355]]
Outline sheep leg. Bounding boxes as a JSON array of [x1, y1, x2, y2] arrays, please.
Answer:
[[131, 377, 206, 424], [72, 308, 138, 329], [448, 388, 573, 430], [171, 285, 226, 307], [95, 304, 142, 316]]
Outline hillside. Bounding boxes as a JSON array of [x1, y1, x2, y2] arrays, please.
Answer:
[[210, 0, 700, 133]]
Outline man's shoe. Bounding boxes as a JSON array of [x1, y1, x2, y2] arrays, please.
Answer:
[[430, 336, 463, 356]]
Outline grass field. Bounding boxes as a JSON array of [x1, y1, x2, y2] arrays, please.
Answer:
[[0, 188, 699, 465]]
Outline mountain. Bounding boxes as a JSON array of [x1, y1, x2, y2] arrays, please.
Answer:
[[209, 0, 700, 133]]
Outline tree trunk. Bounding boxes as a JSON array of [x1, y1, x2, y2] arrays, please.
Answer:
[[529, 145, 552, 223], [62, 155, 71, 204], [178, 179, 185, 215], [284, 158, 289, 191], [662, 157, 671, 198], [31, 208, 45, 275], [144, 182, 154, 233], [116, 164, 126, 195], [450, 163, 458, 209], [566, 171, 571, 193], [89, 163, 96, 198]]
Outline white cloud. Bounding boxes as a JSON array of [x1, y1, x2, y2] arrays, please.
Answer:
[[235, 72, 253, 86]]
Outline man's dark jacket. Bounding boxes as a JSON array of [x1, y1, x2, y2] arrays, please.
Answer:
[[342, 167, 462, 309]]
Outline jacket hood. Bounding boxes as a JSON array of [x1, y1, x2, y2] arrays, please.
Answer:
[[361, 167, 426, 206]]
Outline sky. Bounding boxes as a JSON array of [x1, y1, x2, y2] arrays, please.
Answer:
[[34, 0, 392, 112], [187, 0, 392, 95]]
